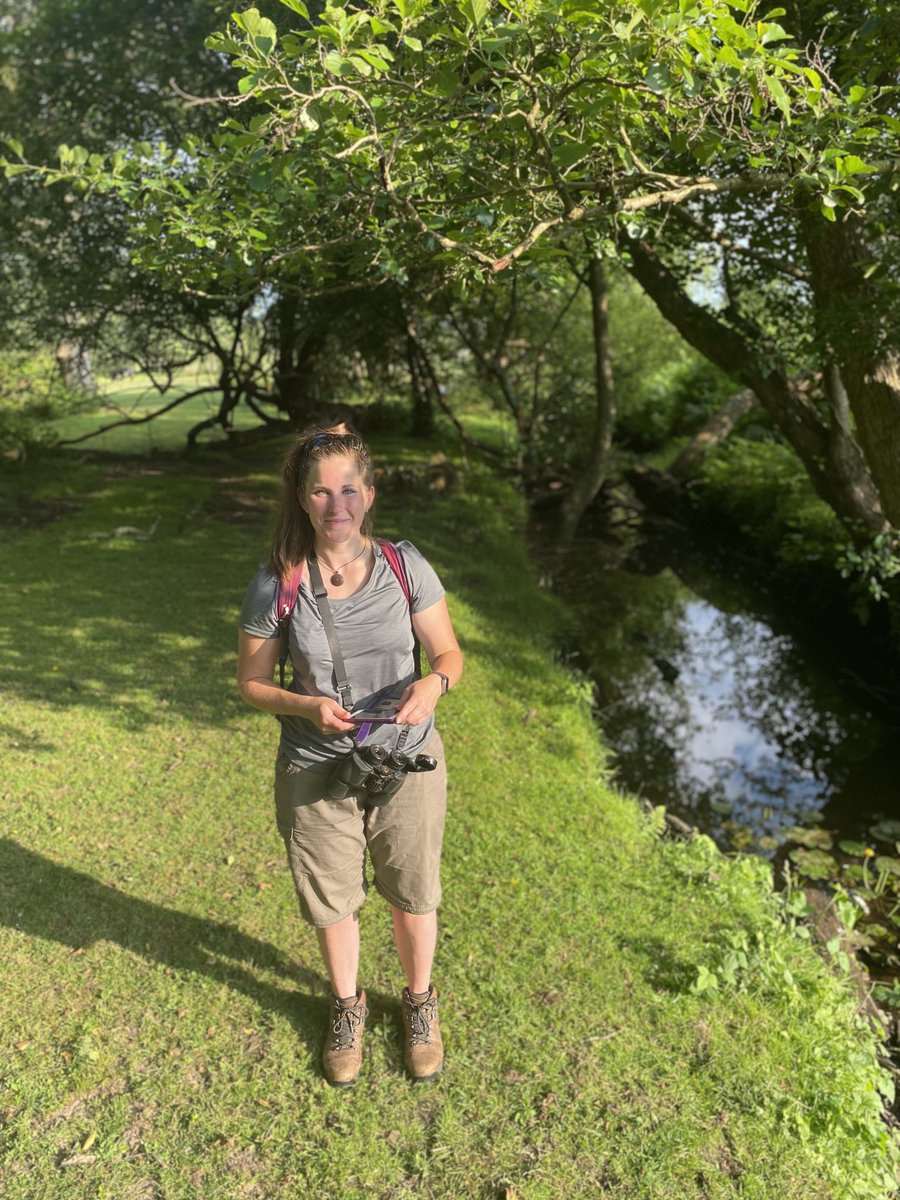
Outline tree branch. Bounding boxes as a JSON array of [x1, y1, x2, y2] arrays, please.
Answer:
[[55, 386, 220, 446]]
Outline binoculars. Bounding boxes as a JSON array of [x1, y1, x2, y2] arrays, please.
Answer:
[[325, 743, 437, 804]]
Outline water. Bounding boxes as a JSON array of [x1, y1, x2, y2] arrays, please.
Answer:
[[551, 520, 900, 855]]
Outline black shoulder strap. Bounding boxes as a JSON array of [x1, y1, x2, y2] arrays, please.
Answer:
[[307, 554, 354, 711]]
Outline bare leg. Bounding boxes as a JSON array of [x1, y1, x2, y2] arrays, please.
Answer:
[[316, 912, 360, 997], [391, 906, 437, 993]]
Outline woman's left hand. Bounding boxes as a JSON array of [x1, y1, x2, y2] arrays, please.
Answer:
[[394, 674, 443, 726]]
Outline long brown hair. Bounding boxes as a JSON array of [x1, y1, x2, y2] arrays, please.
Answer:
[[267, 424, 375, 583]]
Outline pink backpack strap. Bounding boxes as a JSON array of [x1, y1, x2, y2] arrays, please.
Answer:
[[274, 563, 304, 687], [377, 539, 422, 679], [377, 538, 412, 605]]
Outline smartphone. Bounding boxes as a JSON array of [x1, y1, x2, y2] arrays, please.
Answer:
[[348, 710, 397, 726]]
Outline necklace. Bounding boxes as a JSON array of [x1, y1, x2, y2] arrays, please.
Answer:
[[317, 541, 369, 587]]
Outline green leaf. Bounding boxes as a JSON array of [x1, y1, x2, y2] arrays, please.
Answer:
[[432, 64, 459, 95], [403, 34, 423, 51], [645, 63, 670, 94], [839, 154, 875, 176], [871, 819, 900, 842], [206, 32, 244, 55], [821, 203, 837, 222], [4, 136, 23, 159], [788, 847, 837, 880], [554, 140, 592, 168], [758, 21, 790, 45], [849, 85, 868, 104], [323, 50, 348, 76], [280, 0, 309, 15], [355, 49, 391, 72], [788, 827, 833, 850], [232, 8, 277, 49], [838, 840, 868, 856], [764, 74, 791, 121], [458, 0, 490, 29]]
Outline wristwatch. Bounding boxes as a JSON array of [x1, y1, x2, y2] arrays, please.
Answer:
[[434, 671, 450, 695]]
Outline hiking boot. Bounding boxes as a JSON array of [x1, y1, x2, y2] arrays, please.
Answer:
[[322, 989, 368, 1087], [401, 985, 443, 1082]]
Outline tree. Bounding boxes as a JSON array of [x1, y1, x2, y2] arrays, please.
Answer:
[[5, 0, 897, 537]]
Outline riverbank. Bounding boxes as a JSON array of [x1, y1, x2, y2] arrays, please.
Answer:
[[1, 437, 897, 1199]]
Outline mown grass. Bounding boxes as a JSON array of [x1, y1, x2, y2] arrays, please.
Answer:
[[0, 429, 897, 1200], [49, 368, 260, 454]]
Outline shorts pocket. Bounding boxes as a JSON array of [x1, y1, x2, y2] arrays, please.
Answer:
[[275, 751, 303, 777]]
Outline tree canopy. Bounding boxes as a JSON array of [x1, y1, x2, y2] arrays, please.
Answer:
[[2, 0, 899, 540]]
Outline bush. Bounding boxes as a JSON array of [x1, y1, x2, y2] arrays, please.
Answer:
[[0, 349, 93, 456], [694, 435, 846, 569], [617, 354, 740, 452]]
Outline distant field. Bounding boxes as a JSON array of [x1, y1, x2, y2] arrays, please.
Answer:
[[50, 369, 259, 455], [50, 375, 518, 460]]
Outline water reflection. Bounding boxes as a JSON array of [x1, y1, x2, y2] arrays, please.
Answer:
[[557, 532, 896, 853]]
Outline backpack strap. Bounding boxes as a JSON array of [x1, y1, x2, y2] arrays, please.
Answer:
[[274, 540, 418, 689], [377, 538, 411, 604], [377, 539, 422, 679], [274, 563, 304, 688]]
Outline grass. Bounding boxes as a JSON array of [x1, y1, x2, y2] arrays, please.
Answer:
[[0, 425, 897, 1200], [48, 366, 260, 455]]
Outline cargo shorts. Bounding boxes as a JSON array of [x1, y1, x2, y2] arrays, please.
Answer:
[[274, 731, 447, 927]]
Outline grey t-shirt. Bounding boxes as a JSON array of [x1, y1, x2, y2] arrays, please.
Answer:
[[240, 540, 444, 768]]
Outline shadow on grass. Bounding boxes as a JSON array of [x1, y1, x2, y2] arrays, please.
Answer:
[[0, 491, 264, 733], [0, 838, 328, 1035], [2, 446, 569, 742]]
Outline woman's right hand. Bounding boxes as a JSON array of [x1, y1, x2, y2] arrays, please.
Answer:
[[305, 696, 356, 735]]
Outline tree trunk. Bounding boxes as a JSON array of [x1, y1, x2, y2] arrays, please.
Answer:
[[401, 305, 437, 437], [800, 210, 900, 528], [560, 253, 616, 541], [668, 389, 758, 481], [272, 295, 324, 424], [56, 339, 96, 394], [623, 234, 888, 542]]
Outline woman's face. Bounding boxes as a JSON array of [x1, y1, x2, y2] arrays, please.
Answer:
[[300, 453, 374, 549]]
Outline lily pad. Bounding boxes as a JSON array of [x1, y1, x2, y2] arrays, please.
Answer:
[[789, 847, 837, 880], [873, 856, 900, 877], [838, 840, 868, 856], [787, 827, 834, 850], [870, 819, 900, 843]]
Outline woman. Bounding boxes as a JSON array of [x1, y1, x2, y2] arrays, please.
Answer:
[[237, 427, 462, 1087]]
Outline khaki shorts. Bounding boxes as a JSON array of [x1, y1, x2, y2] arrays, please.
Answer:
[[274, 731, 447, 927]]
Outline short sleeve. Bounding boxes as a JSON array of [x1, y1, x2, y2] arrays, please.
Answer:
[[239, 566, 280, 638], [393, 541, 445, 614]]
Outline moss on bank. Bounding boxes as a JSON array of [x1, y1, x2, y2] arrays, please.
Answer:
[[0, 438, 896, 1199]]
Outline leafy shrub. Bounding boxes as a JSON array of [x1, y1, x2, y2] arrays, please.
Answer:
[[694, 435, 845, 569], [0, 349, 93, 456], [617, 354, 739, 452]]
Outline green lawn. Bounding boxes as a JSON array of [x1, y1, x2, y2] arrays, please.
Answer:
[[49, 369, 260, 454], [0, 432, 896, 1199]]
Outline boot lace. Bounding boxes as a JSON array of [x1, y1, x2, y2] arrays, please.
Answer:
[[330, 1002, 366, 1051], [405, 995, 436, 1045]]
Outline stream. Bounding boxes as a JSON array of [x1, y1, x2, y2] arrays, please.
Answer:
[[549, 514, 900, 859]]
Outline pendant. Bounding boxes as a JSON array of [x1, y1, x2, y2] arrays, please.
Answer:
[[330, 571, 344, 586]]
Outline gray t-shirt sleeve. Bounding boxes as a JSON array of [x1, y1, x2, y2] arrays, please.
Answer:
[[394, 540, 445, 614], [239, 566, 279, 638]]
